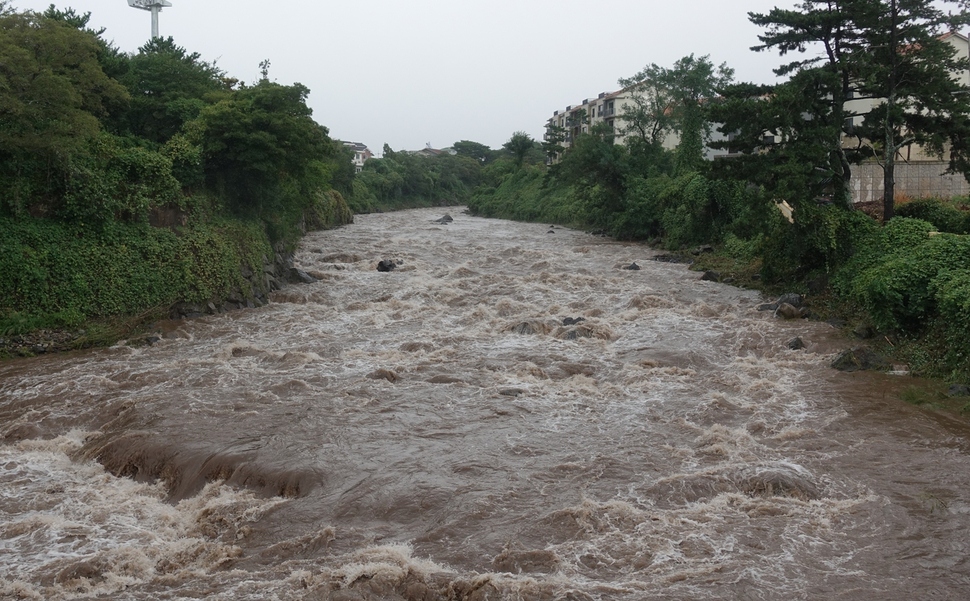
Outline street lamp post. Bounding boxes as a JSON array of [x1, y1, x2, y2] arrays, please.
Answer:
[[127, 0, 172, 39]]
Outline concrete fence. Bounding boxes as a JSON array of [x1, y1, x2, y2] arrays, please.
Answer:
[[851, 161, 970, 202]]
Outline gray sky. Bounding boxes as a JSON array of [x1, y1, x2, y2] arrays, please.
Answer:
[[12, 0, 799, 154]]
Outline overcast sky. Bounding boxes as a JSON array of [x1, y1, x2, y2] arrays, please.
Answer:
[[12, 0, 802, 154]]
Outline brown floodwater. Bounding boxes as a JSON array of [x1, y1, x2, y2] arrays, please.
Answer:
[[2, 207, 970, 600]]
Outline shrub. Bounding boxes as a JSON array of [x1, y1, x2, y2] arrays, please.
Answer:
[[761, 204, 879, 283], [306, 189, 353, 231], [847, 233, 970, 332], [0, 217, 275, 328], [896, 198, 970, 234], [882, 216, 936, 249]]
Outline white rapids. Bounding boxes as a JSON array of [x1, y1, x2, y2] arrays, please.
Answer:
[[3, 207, 970, 600]]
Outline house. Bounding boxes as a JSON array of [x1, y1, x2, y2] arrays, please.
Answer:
[[409, 144, 458, 158], [343, 142, 373, 173]]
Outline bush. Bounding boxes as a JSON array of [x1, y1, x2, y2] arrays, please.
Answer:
[[896, 198, 970, 234], [306, 189, 353, 231], [61, 134, 182, 224], [882, 216, 937, 249], [760, 204, 879, 283], [847, 233, 970, 332]]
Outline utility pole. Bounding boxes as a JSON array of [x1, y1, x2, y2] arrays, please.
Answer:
[[127, 0, 172, 39]]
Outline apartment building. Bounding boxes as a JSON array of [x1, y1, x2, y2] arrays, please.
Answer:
[[545, 88, 728, 161]]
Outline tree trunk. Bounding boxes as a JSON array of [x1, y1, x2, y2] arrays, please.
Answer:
[[883, 97, 897, 223], [882, 161, 895, 222]]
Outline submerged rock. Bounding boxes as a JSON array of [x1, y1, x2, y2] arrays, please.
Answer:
[[787, 337, 805, 350], [434, 214, 454, 224], [376, 259, 397, 272], [367, 368, 399, 382], [948, 384, 970, 397]]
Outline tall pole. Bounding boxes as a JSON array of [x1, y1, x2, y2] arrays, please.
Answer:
[[127, 1, 171, 40]]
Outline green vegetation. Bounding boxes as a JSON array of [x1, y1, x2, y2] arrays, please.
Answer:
[[0, 3, 352, 346], [469, 0, 970, 385], [349, 145, 484, 213]]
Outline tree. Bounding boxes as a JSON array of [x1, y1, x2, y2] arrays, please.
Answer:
[[554, 123, 629, 222], [0, 7, 128, 215], [733, 1, 872, 208], [737, 0, 970, 216], [452, 140, 494, 163], [619, 55, 734, 173], [120, 37, 229, 144], [502, 131, 537, 167], [193, 80, 333, 221], [541, 122, 567, 163], [851, 0, 970, 220], [618, 63, 676, 147]]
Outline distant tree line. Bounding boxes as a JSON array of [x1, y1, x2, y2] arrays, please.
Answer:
[[347, 137, 544, 213]]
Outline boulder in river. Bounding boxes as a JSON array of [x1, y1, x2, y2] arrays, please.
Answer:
[[376, 259, 398, 272], [288, 267, 317, 284], [831, 347, 891, 372], [775, 303, 807, 320], [759, 293, 805, 312], [624, 262, 641, 270], [434, 214, 454, 224]]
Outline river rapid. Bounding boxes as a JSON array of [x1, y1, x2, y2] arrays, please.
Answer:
[[3, 207, 970, 600]]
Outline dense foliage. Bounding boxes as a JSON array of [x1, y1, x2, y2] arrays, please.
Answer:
[[0, 3, 352, 338], [0, 217, 271, 331], [350, 145, 484, 213]]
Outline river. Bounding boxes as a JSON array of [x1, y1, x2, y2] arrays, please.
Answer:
[[2, 207, 970, 600]]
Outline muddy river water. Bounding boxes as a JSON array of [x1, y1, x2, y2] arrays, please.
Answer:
[[3, 207, 970, 600]]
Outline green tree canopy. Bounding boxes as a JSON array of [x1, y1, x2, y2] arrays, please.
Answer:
[[850, 0, 970, 220], [119, 37, 230, 144], [193, 80, 333, 218], [619, 54, 733, 173], [452, 140, 495, 163], [0, 6, 128, 215], [502, 131, 539, 168]]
